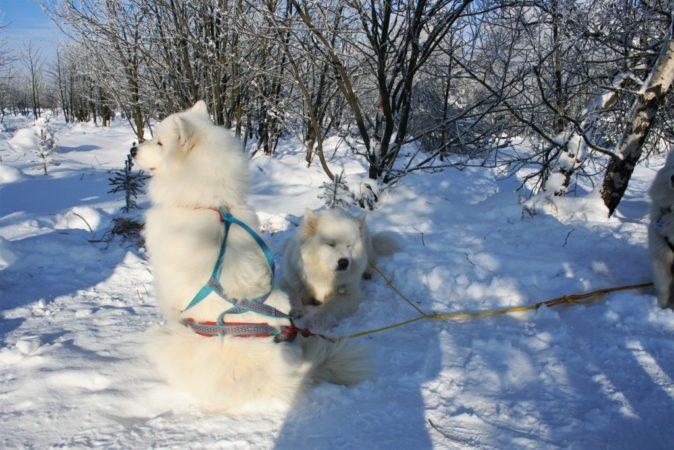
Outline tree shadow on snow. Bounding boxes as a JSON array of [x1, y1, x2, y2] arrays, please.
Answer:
[[272, 305, 443, 449], [0, 169, 115, 221], [552, 303, 674, 448], [332, 213, 672, 448], [0, 227, 132, 338], [57, 144, 102, 154], [0, 161, 145, 324]]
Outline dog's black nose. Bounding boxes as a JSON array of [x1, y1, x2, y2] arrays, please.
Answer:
[[130, 146, 138, 158], [337, 258, 349, 271]]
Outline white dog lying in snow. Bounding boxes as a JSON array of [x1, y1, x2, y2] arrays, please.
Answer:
[[132, 101, 368, 411], [648, 151, 674, 309], [281, 208, 399, 328]]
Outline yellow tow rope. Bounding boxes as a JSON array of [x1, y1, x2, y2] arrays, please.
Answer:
[[335, 263, 653, 340]]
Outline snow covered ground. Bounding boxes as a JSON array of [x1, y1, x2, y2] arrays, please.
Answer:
[[1, 115, 673, 449]]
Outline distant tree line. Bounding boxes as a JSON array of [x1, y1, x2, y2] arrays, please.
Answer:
[[10, 0, 673, 214], [0, 31, 60, 122]]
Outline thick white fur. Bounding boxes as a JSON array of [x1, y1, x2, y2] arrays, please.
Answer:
[[648, 151, 674, 309], [134, 101, 369, 411], [281, 208, 399, 328]]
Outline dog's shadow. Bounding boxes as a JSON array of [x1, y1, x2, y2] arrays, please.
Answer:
[[271, 262, 442, 448]]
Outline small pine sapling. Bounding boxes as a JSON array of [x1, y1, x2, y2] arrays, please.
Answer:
[[35, 116, 57, 175], [318, 170, 352, 208], [104, 149, 149, 246], [108, 152, 149, 213]]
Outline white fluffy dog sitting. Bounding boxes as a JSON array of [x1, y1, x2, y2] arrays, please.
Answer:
[[133, 101, 368, 411], [282, 208, 399, 328], [648, 151, 674, 309]]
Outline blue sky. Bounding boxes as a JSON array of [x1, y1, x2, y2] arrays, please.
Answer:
[[0, 0, 64, 62]]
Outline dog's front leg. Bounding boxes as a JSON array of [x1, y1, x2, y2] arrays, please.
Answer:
[[289, 293, 306, 318]]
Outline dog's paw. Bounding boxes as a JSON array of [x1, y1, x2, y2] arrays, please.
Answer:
[[305, 311, 338, 331], [289, 306, 304, 319]]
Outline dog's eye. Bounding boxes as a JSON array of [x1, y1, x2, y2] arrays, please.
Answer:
[[157, 141, 163, 146], [327, 241, 336, 248]]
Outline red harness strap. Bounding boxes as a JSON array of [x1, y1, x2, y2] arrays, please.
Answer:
[[183, 318, 275, 338], [275, 323, 317, 341], [208, 206, 229, 222], [183, 318, 320, 342]]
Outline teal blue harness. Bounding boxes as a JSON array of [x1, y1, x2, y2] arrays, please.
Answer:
[[181, 207, 313, 342]]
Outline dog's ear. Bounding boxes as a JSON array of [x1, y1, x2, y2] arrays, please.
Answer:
[[191, 100, 210, 119], [172, 115, 195, 151], [302, 209, 318, 237]]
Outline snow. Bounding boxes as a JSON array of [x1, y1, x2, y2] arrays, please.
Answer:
[[0, 164, 25, 184], [0, 236, 15, 269], [1, 114, 673, 448], [54, 207, 103, 232], [8, 127, 41, 151]]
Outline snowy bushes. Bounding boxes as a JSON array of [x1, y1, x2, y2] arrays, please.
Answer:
[[7, 115, 58, 175], [41, 0, 673, 213]]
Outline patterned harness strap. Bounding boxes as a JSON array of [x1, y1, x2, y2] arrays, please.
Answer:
[[181, 207, 294, 340], [182, 317, 318, 343]]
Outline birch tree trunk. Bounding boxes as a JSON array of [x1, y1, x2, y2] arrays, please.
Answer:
[[601, 21, 674, 216]]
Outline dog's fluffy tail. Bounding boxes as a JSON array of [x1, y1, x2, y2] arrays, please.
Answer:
[[303, 336, 371, 386], [146, 324, 370, 411], [146, 323, 315, 411], [370, 232, 401, 259]]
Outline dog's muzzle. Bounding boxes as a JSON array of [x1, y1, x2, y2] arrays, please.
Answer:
[[337, 258, 350, 271]]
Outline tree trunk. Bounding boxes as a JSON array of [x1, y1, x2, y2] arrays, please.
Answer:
[[551, 0, 566, 134], [601, 26, 674, 216], [549, 73, 633, 196]]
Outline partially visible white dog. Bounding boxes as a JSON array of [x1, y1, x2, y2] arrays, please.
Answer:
[[133, 101, 369, 411], [281, 208, 399, 328], [648, 151, 674, 309]]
